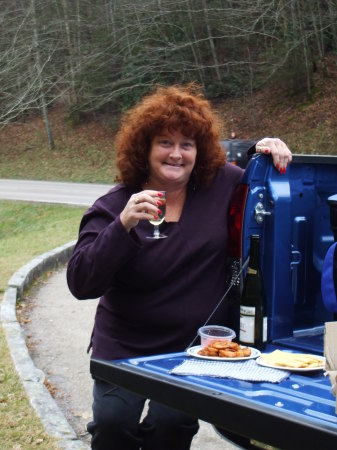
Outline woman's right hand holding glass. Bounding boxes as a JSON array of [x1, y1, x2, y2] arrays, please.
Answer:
[[120, 190, 164, 233]]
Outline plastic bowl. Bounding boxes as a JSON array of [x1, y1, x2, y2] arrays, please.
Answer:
[[198, 325, 236, 347]]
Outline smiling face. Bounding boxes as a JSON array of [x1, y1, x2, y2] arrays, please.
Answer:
[[147, 129, 197, 189]]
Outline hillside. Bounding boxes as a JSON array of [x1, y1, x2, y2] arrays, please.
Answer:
[[217, 55, 337, 154], [0, 55, 336, 184]]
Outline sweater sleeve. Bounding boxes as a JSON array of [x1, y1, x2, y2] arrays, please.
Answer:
[[67, 193, 141, 300]]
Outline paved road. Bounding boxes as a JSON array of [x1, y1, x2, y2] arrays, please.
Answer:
[[0, 178, 110, 206]]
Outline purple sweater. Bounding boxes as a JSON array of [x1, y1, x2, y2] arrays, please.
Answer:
[[67, 163, 244, 360]]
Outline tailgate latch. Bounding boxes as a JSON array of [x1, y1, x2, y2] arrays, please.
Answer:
[[254, 202, 271, 224]]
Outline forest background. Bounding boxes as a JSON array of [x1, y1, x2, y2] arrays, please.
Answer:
[[1, 1, 337, 448], [1, 0, 337, 182]]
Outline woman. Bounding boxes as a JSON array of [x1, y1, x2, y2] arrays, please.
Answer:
[[67, 84, 292, 450]]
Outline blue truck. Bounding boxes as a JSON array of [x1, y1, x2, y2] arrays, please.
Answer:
[[90, 153, 337, 449]]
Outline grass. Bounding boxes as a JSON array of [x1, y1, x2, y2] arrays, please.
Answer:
[[0, 201, 85, 449], [0, 201, 85, 289], [0, 331, 59, 449], [0, 145, 117, 184], [0, 109, 117, 183]]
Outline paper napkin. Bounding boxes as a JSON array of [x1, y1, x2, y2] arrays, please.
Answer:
[[171, 359, 290, 383]]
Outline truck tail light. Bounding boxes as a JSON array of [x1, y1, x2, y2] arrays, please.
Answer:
[[228, 184, 249, 258]]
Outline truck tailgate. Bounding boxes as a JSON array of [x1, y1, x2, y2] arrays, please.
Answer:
[[90, 347, 337, 450]]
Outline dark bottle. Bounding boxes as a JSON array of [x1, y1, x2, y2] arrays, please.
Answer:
[[239, 235, 267, 350]]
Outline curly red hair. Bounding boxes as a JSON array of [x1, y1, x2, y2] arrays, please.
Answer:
[[115, 84, 226, 187]]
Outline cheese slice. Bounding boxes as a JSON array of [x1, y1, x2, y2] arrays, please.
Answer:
[[261, 350, 324, 369]]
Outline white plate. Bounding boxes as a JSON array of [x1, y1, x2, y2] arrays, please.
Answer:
[[256, 356, 325, 372], [186, 345, 261, 361]]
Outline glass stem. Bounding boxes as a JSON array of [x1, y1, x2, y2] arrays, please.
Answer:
[[153, 225, 160, 238]]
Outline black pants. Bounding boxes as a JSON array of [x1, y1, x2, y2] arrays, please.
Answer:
[[87, 380, 199, 450]]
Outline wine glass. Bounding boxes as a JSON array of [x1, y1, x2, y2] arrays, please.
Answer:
[[147, 191, 167, 239]]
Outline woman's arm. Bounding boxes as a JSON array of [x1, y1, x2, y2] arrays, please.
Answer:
[[248, 137, 292, 173], [67, 202, 141, 300]]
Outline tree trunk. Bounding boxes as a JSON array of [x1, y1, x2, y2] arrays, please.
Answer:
[[76, 0, 82, 73], [61, 0, 78, 103], [327, 1, 337, 52], [309, 0, 327, 76], [31, 0, 54, 150], [187, 0, 205, 84], [296, 0, 311, 96], [201, 0, 221, 83]]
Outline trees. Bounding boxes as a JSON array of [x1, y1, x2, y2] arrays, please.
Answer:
[[1, 0, 336, 132]]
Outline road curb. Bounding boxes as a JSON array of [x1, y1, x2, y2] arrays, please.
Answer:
[[1, 241, 90, 450]]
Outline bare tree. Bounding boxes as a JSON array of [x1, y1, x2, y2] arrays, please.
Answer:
[[31, 0, 54, 149], [61, 0, 78, 103], [1, 0, 336, 128]]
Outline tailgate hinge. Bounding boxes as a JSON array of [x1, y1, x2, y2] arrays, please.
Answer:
[[254, 201, 271, 224]]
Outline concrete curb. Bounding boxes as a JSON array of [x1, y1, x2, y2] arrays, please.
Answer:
[[1, 241, 90, 450]]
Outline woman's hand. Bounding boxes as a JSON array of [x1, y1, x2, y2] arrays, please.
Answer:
[[255, 138, 292, 174], [120, 190, 164, 232]]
